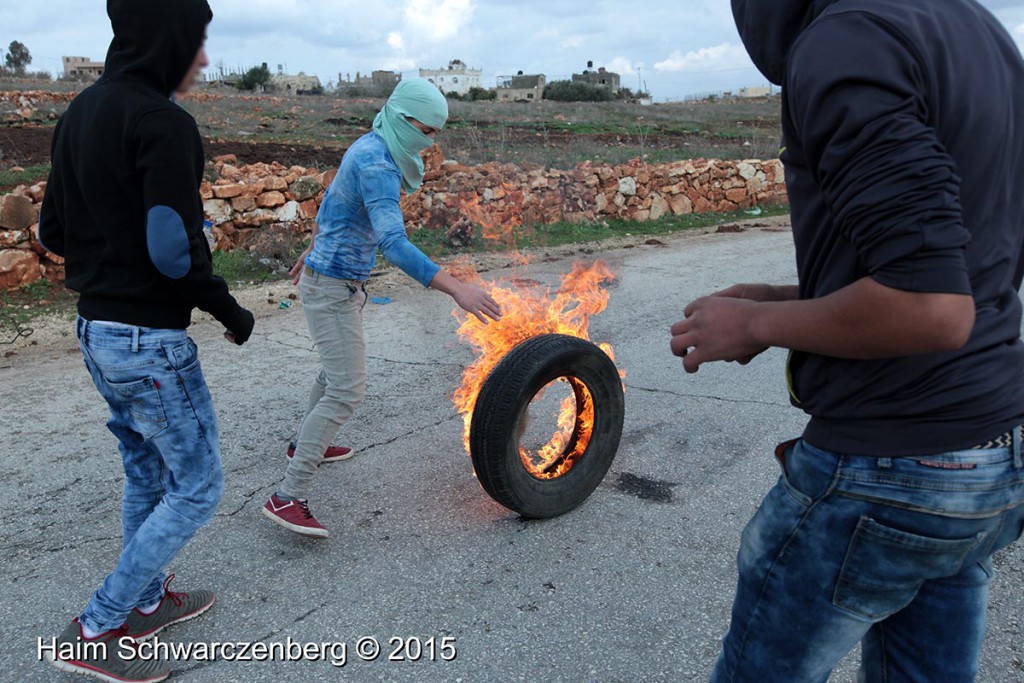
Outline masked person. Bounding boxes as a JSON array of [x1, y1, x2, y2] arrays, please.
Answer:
[[38, 1, 254, 680], [670, 1, 1024, 681], [263, 78, 501, 538]]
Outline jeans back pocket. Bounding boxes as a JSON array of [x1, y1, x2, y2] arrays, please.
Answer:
[[833, 515, 985, 620], [106, 375, 168, 440]]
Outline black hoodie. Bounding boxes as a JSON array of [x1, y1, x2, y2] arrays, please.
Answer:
[[38, 0, 253, 341], [733, 0, 1024, 455]]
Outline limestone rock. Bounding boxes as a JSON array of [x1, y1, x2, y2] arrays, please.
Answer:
[[0, 194, 37, 231], [257, 192, 286, 208], [0, 249, 41, 288], [289, 176, 322, 202]]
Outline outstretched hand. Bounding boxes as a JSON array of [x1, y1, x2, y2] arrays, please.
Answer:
[[455, 283, 502, 324]]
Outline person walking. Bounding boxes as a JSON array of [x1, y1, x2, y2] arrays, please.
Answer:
[[263, 79, 501, 538], [38, 1, 254, 680]]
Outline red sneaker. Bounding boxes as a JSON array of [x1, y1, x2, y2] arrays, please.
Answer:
[[261, 495, 329, 538], [287, 442, 354, 463]]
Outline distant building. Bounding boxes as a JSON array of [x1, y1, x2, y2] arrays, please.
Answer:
[[270, 70, 322, 94], [738, 85, 771, 98], [497, 72, 546, 103], [572, 61, 620, 93], [337, 70, 401, 94], [419, 59, 481, 96], [62, 56, 104, 80]]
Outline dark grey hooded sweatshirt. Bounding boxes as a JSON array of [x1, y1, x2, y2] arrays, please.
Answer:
[[38, 0, 253, 341], [732, 0, 1024, 455]]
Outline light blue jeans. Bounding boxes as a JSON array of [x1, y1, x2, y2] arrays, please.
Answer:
[[711, 436, 1024, 683], [76, 317, 223, 633]]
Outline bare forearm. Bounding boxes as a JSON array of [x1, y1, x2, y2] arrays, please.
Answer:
[[749, 277, 974, 358], [428, 269, 459, 296]]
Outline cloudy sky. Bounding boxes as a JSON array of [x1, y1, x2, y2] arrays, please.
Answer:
[[4, 0, 1024, 100]]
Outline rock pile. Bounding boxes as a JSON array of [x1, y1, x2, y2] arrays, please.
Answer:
[[0, 148, 788, 289], [400, 148, 786, 244], [0, 184, 61, 289]]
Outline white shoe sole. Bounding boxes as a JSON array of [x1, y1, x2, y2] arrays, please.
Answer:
[[287, 449, 356, 464]]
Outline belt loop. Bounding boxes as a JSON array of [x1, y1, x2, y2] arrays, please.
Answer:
[[1013, 426, 1022, 469], [878, 458, 893, 469], [131, 326, 140, 353]]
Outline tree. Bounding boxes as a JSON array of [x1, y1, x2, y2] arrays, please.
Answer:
[[467, 86, 496, 101], [543, 80, 614, 102], [5, 41, 32, 75], [237, 63, 271, 91]]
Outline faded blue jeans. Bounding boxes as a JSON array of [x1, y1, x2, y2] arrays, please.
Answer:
[[75, 318, 223, 633], [711, 436, 1024, 683]]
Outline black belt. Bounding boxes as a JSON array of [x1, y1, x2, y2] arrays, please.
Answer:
[[972, 425, 1023, 450]]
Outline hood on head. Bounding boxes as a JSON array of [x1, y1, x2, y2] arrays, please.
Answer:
[[731, 0, 837, 85], [105, 0, 213, 96], [386, 78, 449, 131]]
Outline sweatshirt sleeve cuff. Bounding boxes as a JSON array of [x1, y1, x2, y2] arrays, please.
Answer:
[[870, 248, 972, 295]]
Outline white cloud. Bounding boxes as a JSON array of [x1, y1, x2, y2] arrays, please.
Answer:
[[606, 56, 639, 76], [654, 43, 749, 73], [7, 1, 1023, 101], [404, 0, 476, 42]]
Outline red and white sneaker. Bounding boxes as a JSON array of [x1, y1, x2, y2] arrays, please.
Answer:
[[261, 494, 329, 538], [287, 442, 354, 463]]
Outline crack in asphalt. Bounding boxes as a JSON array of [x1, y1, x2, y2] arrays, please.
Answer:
[[367, 355, 463, 369], [360, 414, 461, 454], [252, 330, 314, 352], [216, 481, 281, 518], [293, 601, 330, 623], [626, 383, 790, 408]]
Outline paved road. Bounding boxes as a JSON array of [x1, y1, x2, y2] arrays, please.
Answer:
[[3, 228, 1022, 682]]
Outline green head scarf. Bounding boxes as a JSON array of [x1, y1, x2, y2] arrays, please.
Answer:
[[373, 78, 449, 194]]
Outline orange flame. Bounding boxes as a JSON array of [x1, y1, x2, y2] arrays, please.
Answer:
[[450, 188, 623, 479], [452, 260, 620, 479]]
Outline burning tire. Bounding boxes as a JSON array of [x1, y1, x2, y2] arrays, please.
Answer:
[[470, 333, 625, 518]]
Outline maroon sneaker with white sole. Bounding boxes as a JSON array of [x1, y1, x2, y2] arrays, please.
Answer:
[[261, 494, 329, 538], [287, 442, 354, 463]]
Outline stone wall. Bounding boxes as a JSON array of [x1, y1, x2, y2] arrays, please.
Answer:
[[0, 186, 62, 289], [0, 150, 788, 289], [399, 147, 786, 245]]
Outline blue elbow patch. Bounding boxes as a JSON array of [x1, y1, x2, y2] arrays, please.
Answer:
[[146, 206, 191, 279]]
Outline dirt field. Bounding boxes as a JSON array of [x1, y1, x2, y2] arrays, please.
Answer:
[[0, 89, 783, 190]]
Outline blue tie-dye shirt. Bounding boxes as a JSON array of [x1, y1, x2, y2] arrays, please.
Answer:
[[305, 132, 440, 287]]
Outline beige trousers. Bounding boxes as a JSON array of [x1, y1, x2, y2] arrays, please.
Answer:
[[280, 268, 368, 499]]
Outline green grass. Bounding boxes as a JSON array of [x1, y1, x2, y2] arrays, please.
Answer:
[[0, 164, 50, 191], [410, 204, 790, 257], [212, 249, 288, 284], [1, 207, 789, 326], [0, 277, 76, 341]]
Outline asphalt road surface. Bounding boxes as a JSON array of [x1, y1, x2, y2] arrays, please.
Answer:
[[3, 227, 1022, 682]]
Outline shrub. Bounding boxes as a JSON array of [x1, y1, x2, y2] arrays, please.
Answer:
[[543, 80, 614, 102]]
